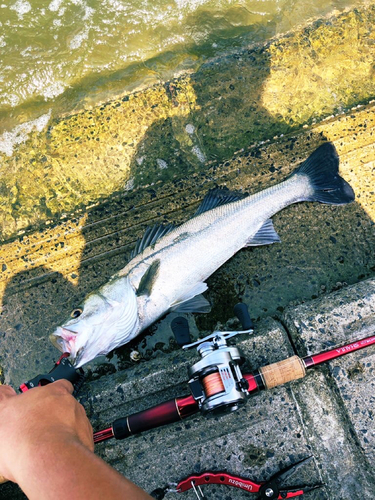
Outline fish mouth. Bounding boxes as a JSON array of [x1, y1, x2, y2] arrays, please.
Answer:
[[50, 327, 79, 359]]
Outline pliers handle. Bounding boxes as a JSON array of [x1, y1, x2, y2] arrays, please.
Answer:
[[176, 471, 260, 494], [176, 473, 311, 498], [19, 353, 85, 395], [175, 457, 323, 499]]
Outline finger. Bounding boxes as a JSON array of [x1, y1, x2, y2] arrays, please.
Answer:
[[83, 423, 95, 453], [77, 403, 93, 432], [84, 422, 95, 452], [50, 379, 74, 395], [0, 385, 17, 401]]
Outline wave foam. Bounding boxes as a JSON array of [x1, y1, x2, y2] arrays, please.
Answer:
[[0, 110, 51, 157]]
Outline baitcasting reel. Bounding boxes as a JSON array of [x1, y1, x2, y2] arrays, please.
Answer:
[[172, 304, 254, 415]]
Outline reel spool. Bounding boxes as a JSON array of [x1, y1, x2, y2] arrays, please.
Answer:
[[178, 304, 254, 415]]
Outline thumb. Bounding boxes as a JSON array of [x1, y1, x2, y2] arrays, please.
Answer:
[[50, 379, 74, 394]]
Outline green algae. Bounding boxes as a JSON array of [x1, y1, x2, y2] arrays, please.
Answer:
[[0, 80, 197, 241], [2, 5, 375, 242], [262, 8, 375, 125]]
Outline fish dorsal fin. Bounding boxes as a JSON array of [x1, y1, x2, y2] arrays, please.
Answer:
[[130, 223, 174, 259], [245, 219, 281, 247], [170, 282, 211, 313], [194, 187, 245, 216], [137, 259, 161, 296]]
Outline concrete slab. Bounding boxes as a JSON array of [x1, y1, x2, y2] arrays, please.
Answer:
[[85, 282, 375, 500], [1, 283, 374, 499], [85, 290, 375, 500], [332, 353, 375, 466], [292, 371, 374, 499], [284, 277, 375, 469], [72, 320, 330, 500]]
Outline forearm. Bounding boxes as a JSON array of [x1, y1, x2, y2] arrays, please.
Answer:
[[0, 383, 151, 498], [15, 436, 152, 500]]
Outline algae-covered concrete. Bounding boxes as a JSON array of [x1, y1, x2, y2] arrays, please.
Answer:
[[2, 5, 375, 240]]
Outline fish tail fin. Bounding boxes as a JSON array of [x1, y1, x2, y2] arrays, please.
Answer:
[[292, 142, 355, 205]]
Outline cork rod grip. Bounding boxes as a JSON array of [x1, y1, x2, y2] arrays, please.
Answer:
[[259, 355, 306, 389]]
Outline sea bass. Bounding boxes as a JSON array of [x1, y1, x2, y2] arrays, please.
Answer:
[[50, 142, 355, 367]]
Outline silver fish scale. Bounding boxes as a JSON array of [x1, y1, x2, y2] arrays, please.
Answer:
[[133, 174, 311, 332]]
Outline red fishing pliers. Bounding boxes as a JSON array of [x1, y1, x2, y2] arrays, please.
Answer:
[[151, 457, 323, 499]]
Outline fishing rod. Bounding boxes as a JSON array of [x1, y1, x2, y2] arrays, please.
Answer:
[[0, 305, 372, 489], [12, 304, 375, 444], [93, 304, 375, 443]]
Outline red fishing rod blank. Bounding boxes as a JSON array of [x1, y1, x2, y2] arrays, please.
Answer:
[[303, 334, 375, 368], [93, 333, 375, 444]]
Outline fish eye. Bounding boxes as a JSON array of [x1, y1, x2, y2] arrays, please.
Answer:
[[71, 308, 83, 319]]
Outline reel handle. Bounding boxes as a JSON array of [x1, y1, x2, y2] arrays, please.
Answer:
[[233, 303, 253, 330]]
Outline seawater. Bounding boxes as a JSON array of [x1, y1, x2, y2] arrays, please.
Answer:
[[0, 0, 366, 154]]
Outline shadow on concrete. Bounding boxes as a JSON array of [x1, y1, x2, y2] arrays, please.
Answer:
[[125, 43, 287, 187], [0, 33, 374, 407], [0, 39, 375, 500]]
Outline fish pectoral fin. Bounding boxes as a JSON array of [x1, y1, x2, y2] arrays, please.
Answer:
[[194, 187, 245, 216], [136, 259, 160, 296], [245, 219, 281, 247], [170, 282, 211, 313], [171, 294, 211, 313]]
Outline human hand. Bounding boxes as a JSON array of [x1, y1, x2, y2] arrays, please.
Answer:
[[0, 380, 93, 483]]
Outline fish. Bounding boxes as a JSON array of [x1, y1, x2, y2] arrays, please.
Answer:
[[50, 142, 355, 367]]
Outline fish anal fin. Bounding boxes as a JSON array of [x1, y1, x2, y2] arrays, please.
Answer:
[[170, 282, 211, 313], [194, 187, 245, 216], [137, 260, 160, 296], [245, 219, 281, 247]]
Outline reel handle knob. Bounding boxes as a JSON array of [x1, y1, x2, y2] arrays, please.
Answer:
[[234, 303, 253, 330]]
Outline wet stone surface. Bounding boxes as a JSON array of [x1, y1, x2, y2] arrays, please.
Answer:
[[0, 284, 374, 500], [0, 118, 374, 387], [284, 277, 375, 472]]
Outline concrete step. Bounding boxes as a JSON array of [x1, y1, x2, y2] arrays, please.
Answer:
[[83, 278, 375, 499], [2, 279, 371, 499], [85, 278, 375, 500]]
